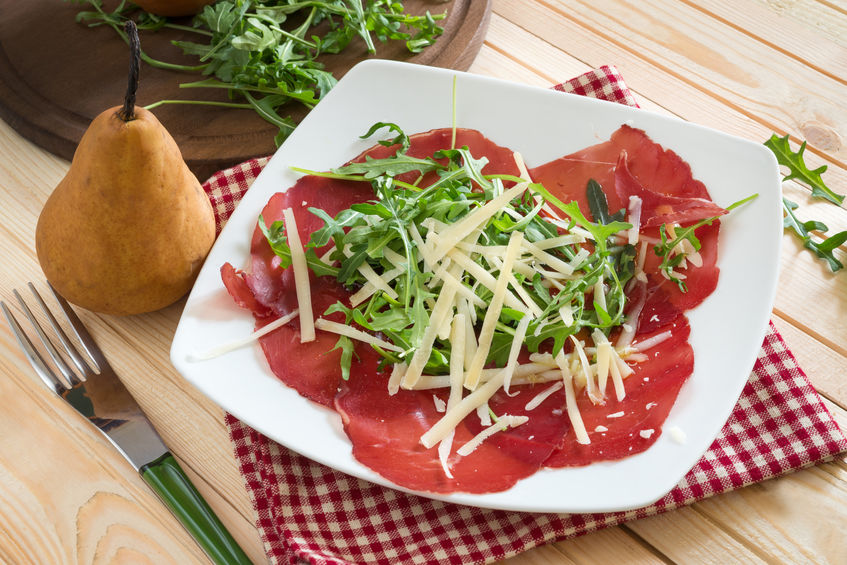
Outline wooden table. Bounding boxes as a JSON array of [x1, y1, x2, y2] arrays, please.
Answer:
[[1, 1, 845, 563]]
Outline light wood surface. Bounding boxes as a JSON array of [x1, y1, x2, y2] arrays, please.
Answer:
[[1, 1, 845, 563]]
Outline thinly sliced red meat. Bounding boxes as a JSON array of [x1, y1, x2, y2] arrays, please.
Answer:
[[220, 124, 724, 493], [335, 375, 568, 494], [545, 286, 693, 467], [615, 152, 726, 228], [528, 124, 713, 218]]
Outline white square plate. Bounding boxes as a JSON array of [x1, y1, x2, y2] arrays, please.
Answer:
[[171, 60, 782, 513]]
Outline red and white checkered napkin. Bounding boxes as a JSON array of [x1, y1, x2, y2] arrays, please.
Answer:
[[203, 66, 847, 565]]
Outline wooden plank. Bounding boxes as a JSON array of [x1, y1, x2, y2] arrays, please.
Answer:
[[626, 506, 768, 564], [688, 460, 847, 564], [682, 0, 847, 82], [494, 0, 847, 187], [751, 0, 847, 50], [773, 315, 847, 409]]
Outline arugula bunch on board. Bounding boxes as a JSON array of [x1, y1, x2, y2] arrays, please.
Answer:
[[764, 134, 847, 271], [71, 0, 445, 145]]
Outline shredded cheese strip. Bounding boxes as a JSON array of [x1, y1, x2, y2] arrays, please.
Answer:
[[503, 313, 533, 395], [420, 368, 507, 449], [464, 231, 524, 390], [282, 208, 315, 343], [314, 318, 402, 352], [556, 350, 590, 445], [608, 348, 626, 401], [524, 381, 564, 411], [522, 240, 576, 276], [445, 248, 525, 311], [401, 264, 466, 389], [437, 314, 467, 479], [485, 255, 545, 317], [458, 298, 478, 371], [592, 329, 612, 392], [628, 195, 642, 246], [429, 181, 528, 263], [411, 362, 560, 390], [634, 330, 674, 351], [387, 362, 407, 395], [456, 415, 529, 456], [408, 221, 435, 270], [188, 309, 300, 361], [572, 335, 603, 404], [350, 264, 405, 306], [532, 233, 586, 250]]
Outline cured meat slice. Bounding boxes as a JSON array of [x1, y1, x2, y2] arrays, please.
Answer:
[[335, 376, 568, 494], [614, 152, 726, 228], [220, 124, 725, 494], [544, 286, 693, 467], [528, 124, 714, 218]]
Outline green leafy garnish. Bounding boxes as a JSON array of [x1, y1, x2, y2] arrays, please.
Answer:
[[654, 194, 758, 291], [763, 133, 846, 272], [264, 123, 637, 378], [764, 134, 844, 206], [782, 199, 846, 271], [69, 0, 445, 144]]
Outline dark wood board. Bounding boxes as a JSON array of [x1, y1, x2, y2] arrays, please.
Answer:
[[0, 1, 490, 180]]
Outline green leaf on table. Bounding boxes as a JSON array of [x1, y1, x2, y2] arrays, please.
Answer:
[[764, 133, 844, 206]]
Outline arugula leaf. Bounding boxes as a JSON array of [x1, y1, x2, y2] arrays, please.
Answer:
[[782, 198, 845, 271], [71, 0, 446, 144], [764, 133, 844, 206], [763, 133, 845, 271], [653, 194, 758, 290], [587, 179, 625, 224]]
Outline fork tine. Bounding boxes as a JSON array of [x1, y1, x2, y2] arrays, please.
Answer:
[[1, 300, 68, 393], [13, 288, 79, 388], [28, 283, 95, 382], [46, 282, 113, 374]]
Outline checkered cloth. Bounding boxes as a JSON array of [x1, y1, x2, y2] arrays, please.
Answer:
[[202, 66, 847, 565]]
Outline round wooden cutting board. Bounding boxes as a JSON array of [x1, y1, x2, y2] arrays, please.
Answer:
[[0, 1, 490, 180]]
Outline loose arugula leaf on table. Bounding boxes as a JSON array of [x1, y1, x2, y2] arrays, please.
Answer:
[[69, 0, 446, 144], [782, 199, 846, 271], [764, 134, 844, 206], [763, 133, 846, 272]]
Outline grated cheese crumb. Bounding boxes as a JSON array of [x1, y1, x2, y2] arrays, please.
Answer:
[[607, 411, 625, 418], [639, 429, 655, 439]]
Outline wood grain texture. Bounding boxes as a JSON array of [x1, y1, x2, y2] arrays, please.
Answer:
[[1, 0, 846, 563], [0, 0, 491, 180]]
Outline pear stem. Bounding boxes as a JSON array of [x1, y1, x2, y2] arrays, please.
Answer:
[[119, 20, 140, 122]]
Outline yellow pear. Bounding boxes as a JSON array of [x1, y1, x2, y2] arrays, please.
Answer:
[[35, 22, 215, 316]]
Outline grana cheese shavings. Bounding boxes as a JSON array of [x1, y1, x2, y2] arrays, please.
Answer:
[[524, 381, 564, 411], [282, 208, 315, 343], [502, 313, 533, 395], [387, 362, 407, 396], [555, 350, 590, 445], [188, 309, 300, 361], [430, 181, 528, 263], [420, 368, 507, 449], [456, 415, 529, 456], [464, 231, 524, 390], [314, 318, 402, 352]]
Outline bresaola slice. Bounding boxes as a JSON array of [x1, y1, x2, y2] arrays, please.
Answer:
[[335, 376, 569, 494], [221, 124, 725, 495]]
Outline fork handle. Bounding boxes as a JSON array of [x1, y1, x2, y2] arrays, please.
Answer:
[[140, 452, 252, 565]]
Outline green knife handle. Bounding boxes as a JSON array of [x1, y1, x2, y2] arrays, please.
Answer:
[[140, 452, 252, 565]]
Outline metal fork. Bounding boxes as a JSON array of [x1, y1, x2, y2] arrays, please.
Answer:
[[2, 282, 251, 565]]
